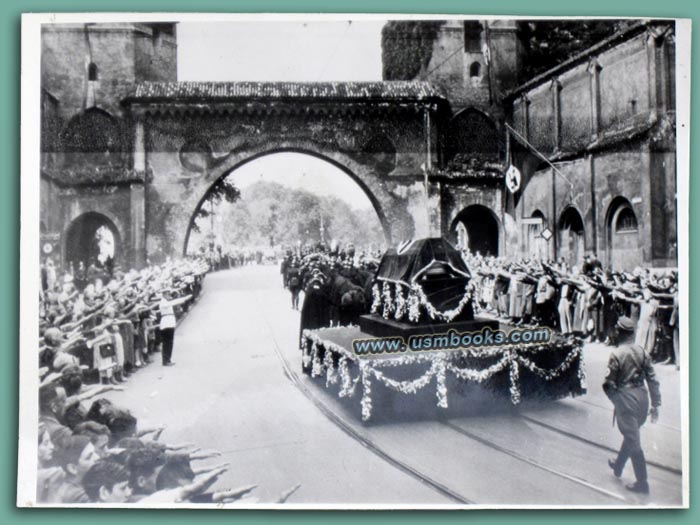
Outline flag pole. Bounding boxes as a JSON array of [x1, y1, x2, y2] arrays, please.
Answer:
[[504, 122, 574, 190]]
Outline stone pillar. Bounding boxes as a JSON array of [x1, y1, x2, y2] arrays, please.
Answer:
[[588, 154, 598, 256], [521, 94, 530, 141], [131, 115, 147, 268], [587, 59, 601, 142], [129, 183, 146, 269], [645, 30, 660, 122], [550, 78, 562, 151], [133, 116, 146, 172]]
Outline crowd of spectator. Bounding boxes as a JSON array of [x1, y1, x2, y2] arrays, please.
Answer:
[[36, 256, 298, 504], [464, 252, 680, 369]]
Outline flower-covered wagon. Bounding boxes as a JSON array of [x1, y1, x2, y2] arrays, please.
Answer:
[[299, 238, 587, 421]]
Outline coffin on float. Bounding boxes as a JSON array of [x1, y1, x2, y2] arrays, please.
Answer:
[[301, 238, 586, 421], [359, 237, 497, 337]]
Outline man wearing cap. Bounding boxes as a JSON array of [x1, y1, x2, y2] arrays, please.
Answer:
[[603, 316, 661, 495]]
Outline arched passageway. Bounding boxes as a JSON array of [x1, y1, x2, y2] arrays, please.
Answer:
[[606, 197, 641, 271], [65, 212, 121, 274], [183, 151, 388, 257], [558, 207, 585, 268], [450, 205, 500, 256]]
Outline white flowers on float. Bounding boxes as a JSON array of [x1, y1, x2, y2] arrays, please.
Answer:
[[301, 329, 585, 421], [373, 278, 473, 324]]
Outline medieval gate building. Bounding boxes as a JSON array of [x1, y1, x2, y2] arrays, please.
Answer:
[[40, 19, 677, 272]]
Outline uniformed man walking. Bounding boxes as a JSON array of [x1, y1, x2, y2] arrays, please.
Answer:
[[603, 316, 661, 494]]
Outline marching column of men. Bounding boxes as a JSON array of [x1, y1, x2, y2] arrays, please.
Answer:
[[281, 242, 381, 336]]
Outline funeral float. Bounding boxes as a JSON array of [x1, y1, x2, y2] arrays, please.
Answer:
[[300, 238, 586, 421]]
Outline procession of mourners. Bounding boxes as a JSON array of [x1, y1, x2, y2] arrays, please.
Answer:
[[284, 240, 677, 496], [37, 234, 678, 501], [285, 242, 679, 372]]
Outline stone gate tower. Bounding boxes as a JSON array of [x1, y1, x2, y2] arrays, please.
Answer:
[[40, 23, 177, 271]]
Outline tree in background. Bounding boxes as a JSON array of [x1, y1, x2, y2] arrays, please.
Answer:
[[381, 21, 444, 80], [381, 19, 633, 84], [191, 177, 241, 234], [189, 180, 385, 252], [517, 19, 633, 80]]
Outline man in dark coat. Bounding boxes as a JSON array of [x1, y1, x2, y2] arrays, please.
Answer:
[[286, 262, 302, 310], [299, 269, 331, 340], [603, 316, 661, 495], [328, 273, 366, 326]]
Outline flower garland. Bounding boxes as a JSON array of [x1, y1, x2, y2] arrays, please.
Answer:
[[370, 284, 381, 315], [509, 350, 521, 405], [517, 346, 581, 381], [311, 344, 324, 378], [359, 362, 373, 421], [408, 282, 472, 323], [407, 287, 422, 323], [434, 356, 448, 408], [323, 349, 338, 387], [577, 348, 588, 392], [300, 330, 584, 419], [394, 283, 407, 321], [446, 355, 511, 383], [381, 281, 395, 319], [369, 361, 438, 394]]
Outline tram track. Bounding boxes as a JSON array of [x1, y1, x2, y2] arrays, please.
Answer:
[[437, 419, 628, 502], [267, 338, 626, 504], [516, 413, 683, 476], [261, 318, 675, 503], [254, 284, 681, 506], [255, 294, 475, 505]]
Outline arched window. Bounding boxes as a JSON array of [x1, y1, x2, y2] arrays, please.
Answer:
[[469, 61, 481, 78], [615, 207, 638, 233], [65, 212, 121, 272], [607, 198, 641, 271], [526, 210, 548, 260], [88, 62, 98, 81], [558, 207, 585, 267]]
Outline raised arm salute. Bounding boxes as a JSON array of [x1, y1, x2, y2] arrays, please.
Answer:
[[158, 291, 192, 367]]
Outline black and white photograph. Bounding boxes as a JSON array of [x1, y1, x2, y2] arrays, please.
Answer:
[[19, 13, 690, 508]]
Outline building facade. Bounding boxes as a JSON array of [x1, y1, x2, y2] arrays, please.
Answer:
[[40, 19, 677, 273], [506, 22, 676, 270], [40, 23, 177, 270], [383, 19, 677, 270]]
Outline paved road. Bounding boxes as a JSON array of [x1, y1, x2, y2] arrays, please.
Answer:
[[105, 265, 685, 507]]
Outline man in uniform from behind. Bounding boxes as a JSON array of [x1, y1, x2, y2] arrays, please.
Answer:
[[603, 316, 661, 495]]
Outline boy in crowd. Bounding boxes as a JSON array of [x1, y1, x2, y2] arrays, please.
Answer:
[[50, 435, 101, 503], [82, 460, 133, 503]]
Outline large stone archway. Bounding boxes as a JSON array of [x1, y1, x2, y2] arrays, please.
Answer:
[[181, 145, 401, 256], [125, 81, 449, 263]]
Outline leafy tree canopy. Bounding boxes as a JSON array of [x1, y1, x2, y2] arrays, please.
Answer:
[[517, 20, 633, 80]]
